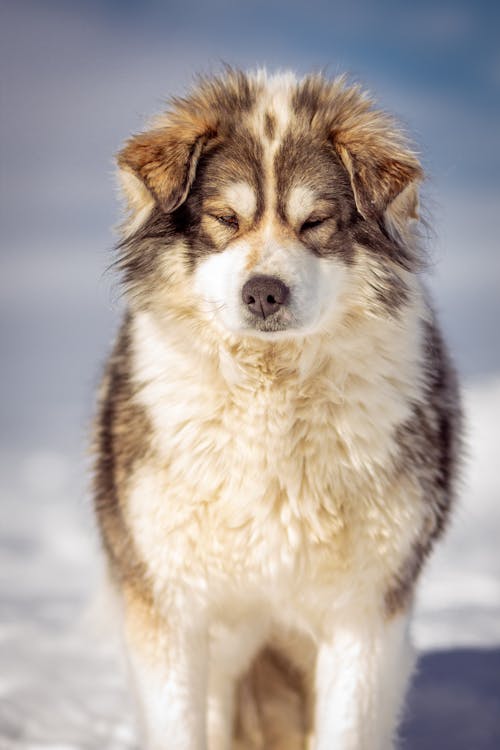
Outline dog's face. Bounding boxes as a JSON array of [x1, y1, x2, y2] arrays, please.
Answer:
[[117, 71, 422, 340], [188, 127, 358, 336]]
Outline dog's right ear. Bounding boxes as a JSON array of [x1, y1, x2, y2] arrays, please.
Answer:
[[117, 115, 217, 215]]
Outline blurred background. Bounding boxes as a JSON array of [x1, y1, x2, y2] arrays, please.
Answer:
[[1, 0, 499, 747]]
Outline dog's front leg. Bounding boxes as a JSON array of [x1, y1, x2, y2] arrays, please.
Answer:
[[122, 588, 208, 750], [313, 611, 414, 750]]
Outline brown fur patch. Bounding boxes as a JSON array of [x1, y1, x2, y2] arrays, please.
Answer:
[[337, 146, 422, 222], [183, 129, 265, 266], [291, 74, 422, 219], [273, 132, 358, 264], [118, 126, 216, 213], [264, 111, 276, 140], [235, 647, 311, 749], [385, 320, 462, 615], [92, 318, 152, 592], [117, 69, 260, 214]]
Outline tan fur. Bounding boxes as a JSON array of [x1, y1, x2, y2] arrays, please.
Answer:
[[94, 69, 462, 750]]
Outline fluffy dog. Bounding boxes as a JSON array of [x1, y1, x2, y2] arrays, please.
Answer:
[[93, 69, 462, 749]]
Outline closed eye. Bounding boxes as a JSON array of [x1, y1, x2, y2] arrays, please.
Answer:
[[212, 214, 239, 230], [300, 216, 329, 232]]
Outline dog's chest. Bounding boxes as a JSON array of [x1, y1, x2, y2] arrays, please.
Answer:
[[126, 356, 414, 605]]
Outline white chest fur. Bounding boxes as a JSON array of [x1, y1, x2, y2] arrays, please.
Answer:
[[125, 310, 425, 630]]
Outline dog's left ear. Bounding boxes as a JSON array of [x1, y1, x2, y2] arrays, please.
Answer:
[[117, 114, 217, 215], [334, 135, 423, 224]]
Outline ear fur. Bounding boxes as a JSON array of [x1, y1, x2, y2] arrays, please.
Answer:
[[336, 143, 422, 222], [325, 82, 423, 223], [115, 68, 256, 220], [384, 180, 420, 243], [117, 117, 216, 214]]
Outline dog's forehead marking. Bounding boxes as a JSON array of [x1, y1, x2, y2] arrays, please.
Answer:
[[222, 72, 299, 271], [248, 71, 295, 154], [265, 92, 293, 142], [287, 185, 316, 225], [253, 73, 296, 232], [223, 181, 257, 220]]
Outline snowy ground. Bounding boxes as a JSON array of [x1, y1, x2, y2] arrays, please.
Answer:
[[0, 379, 499, 749]]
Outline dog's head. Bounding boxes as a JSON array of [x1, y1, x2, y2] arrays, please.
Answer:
[[116, 70, 422, 339]]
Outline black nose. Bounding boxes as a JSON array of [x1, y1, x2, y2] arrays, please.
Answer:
[[241, 275, 290, 319]]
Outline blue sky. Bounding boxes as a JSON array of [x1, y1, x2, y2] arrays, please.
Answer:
[[1, 0, 499, 455]]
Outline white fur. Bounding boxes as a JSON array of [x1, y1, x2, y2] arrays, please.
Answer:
[[125, 611, 209, 750], [287, 184, 317, 225], [222, 181, 257, 220], [251, 69, 296, 144], [314, 613, 414, 750]]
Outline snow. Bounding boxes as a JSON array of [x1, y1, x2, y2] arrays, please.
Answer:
[[413, 378, 500, 652], [0, 379, 499, 749]]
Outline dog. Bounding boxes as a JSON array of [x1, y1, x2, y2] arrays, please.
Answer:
[[93, 69, 462, 749]]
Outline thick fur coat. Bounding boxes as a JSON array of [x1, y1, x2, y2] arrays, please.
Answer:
[[93, 70, 462, 750]]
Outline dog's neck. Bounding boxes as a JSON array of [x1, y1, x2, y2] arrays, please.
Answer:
[[129, 305, 333, 390], [129, 301, 421, 411]]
